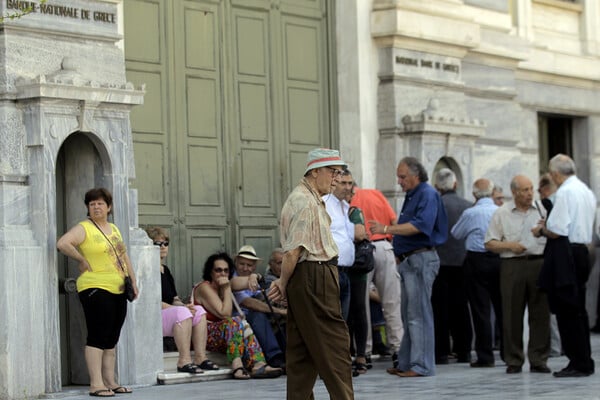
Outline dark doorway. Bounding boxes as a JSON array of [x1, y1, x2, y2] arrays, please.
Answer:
[[56, 133, 107, 386], [538, 114, 573, 175]]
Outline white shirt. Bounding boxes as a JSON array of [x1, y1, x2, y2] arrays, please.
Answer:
[[323, 194, 355, 267], [485, 200, 546, 258], [546, 175, 597, 244]]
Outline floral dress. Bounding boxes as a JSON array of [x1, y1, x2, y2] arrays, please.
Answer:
[[194, 281, 266, 368]]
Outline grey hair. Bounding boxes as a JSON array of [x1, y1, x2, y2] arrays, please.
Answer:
[[549, 154, 576, 176], [270, 247, 284, 261], [400, 157, 428, 182], [472, 179, 494, 199], [435, 168, 456, 191]]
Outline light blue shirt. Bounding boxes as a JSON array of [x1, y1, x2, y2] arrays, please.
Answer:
[[451, 197, 497, 252], [546, 175, 597, 244], [323, 194, 355, 267]]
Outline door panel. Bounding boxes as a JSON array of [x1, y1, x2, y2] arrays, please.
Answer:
[[126, 0, 333, 296]]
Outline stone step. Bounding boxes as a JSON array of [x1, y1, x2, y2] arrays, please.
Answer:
[[157, 352, 232, 385]]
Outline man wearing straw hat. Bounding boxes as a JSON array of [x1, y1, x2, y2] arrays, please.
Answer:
[[233, 244, 286, 369], [269, 148, 354, 399]]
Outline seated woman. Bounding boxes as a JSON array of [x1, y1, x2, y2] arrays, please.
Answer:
[[193, 252, 283, 380], [146, 226, 218, 374]]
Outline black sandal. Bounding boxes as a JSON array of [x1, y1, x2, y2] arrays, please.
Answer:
[[352, 362, 368, 377], [197, 359, 219, 370], [232, 366, 250, 380], [177, 363, 204, 374]]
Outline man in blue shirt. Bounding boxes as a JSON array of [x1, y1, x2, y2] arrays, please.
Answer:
[[451, 178, 501, 368], [370, 156, 447, 377]]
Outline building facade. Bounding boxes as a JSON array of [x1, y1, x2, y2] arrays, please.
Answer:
[[1, 0, 600, 398]]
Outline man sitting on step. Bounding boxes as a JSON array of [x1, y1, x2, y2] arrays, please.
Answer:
[[233, 245, 287, 369]]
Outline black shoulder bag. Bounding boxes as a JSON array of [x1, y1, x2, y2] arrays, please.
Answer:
[[353, 240, 375, 274], [89, 219, 135, 302]]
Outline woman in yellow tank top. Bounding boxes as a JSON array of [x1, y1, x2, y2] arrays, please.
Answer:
[[57, 188, 138, 397]]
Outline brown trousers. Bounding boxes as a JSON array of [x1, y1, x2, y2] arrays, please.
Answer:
[[286, 261, 354, 400], [500, 257, 550, 367]]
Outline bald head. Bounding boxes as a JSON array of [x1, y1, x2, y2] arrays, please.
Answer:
[[472, 178, 494, 200]]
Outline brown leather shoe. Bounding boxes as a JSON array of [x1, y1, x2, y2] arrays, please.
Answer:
[[396, 370, 423, 377], [386, 367, 403, 375]]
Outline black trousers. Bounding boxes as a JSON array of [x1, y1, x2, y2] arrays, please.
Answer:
[[552, 244, 595, 373], [79, 288, 127, 350], [346, 270, 368, 358], [464, 251, 502, 364], [432, 265, 473, 359]]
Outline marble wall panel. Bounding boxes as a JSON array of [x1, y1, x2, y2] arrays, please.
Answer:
[[0, 105, 26, 176]]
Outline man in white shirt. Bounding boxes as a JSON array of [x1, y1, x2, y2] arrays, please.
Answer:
[[533, 154, 596, 378], [323, 168, 369, 375], [323, 170, 355, 321]]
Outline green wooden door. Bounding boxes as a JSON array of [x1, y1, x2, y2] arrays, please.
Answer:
[[124, 0, 334, 295]]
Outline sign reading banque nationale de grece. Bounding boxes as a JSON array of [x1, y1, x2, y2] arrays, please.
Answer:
[[5, 0, 116, 23]]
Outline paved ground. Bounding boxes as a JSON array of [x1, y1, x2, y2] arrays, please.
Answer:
[[46, 334, 600, 400]]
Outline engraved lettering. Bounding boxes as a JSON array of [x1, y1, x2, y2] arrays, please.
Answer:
[[421, 60, 433, 68], [93, 11, 115, 23], [4, 1, 116, 23], [6, 0, 37, 11], [396, 56, 418, 66], [443, 63, 459, 73], [40, 3, 78, 18]]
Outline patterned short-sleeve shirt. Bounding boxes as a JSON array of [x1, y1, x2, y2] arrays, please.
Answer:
[[280, 178, 339, 262]]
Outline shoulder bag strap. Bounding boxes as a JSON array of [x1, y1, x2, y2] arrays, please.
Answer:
[[88, 219, 128, 277]]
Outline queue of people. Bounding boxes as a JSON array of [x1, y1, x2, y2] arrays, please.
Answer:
[[56, 151, 598, 399]]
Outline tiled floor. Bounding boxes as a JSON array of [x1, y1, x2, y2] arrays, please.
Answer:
[[48, 333, 600, 400]]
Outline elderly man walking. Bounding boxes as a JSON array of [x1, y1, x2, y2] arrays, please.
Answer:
[[485, 175, 550, 374], [370, 156, 448, 377], [269, 148, 354, 399], [533, 154, 596, 377]]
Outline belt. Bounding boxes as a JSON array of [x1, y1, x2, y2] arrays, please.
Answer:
[[398, 247, 434, 262], [571, 243, 587, 248], [313, 256, 338, 266], [510, 254, 544, 261], [373, 238, 391, 242], [467, 250, 499, 257]]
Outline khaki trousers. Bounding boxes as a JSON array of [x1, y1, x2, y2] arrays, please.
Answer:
[[286, 261, 354, 400], [500, 257, 550, 368]]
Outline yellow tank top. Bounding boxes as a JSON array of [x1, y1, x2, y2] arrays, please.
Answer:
[[76, 220, 126, 294]]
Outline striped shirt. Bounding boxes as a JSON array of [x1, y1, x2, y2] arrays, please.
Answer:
[[280, 178, 339, 262]]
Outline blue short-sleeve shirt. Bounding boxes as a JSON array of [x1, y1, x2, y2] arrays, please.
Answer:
[[393, 182, 448, 256]]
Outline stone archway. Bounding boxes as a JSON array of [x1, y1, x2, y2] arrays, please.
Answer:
[[434, 156, 466, 198], [56, 132, 111, 385]]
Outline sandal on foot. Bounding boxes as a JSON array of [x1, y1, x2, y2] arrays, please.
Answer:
[[177, 363, 204, 374], [251, 364, 282, 379], [89, 389, 114, 397], [232, 366, 250, 380], [354, 362, 368, 375], [109, 386, 132, 394], [197, 359, 219, 370]]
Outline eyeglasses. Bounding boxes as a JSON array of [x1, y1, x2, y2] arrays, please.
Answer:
[[213, 267, 229, 274], [153, 241, 169, 247], [324, 166, 343, 177]]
